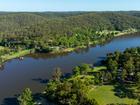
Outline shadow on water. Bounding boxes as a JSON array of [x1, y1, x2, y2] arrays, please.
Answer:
[[0, 65, 5, 71], [98, 56, 106, 60], [32, 78, 49, 84], [28, 51, 73, 61], [1, 96, 19, 105], [32, 73, 72, 84], [62, 73, 72, 79], [1, 93, 56, 105], [74, 47, 90, 54]]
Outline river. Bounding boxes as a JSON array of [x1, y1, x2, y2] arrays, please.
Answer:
[[0, 34, 140, 104]]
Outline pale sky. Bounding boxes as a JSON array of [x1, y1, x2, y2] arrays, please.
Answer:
[[0, 0, 139, 12]]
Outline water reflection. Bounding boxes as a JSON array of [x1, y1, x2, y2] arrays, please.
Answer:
[[0, 65, 5, 71], [0, 34, 140, 104]]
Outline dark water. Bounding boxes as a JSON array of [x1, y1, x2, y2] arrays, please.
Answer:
[[0, 34, 140, 104]]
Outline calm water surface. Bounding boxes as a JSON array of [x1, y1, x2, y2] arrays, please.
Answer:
[[0, 34, 140, 104]]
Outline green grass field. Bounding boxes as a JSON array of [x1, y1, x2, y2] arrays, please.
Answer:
[[87, 85, 138, 105], [1, 49, 34, 62], [0, 46, 5, 50], [93, 66, 107, 72]]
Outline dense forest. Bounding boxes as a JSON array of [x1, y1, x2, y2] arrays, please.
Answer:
[[18, 47, 140, 105], [0, 11, 140, 51]]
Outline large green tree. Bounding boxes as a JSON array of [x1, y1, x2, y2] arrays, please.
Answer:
[[18, 88, 34, 105]]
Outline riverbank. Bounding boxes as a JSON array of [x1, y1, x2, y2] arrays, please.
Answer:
[[0, 49, 35, 64], [0, 29, 138, 64], [49, 29, 139, 54], [1, 33, 140, 104], [114, 29, 138, 37], [49, 45, 87, 54]]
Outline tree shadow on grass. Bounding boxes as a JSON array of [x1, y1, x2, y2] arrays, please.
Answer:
[[113, 83, 136, 99]]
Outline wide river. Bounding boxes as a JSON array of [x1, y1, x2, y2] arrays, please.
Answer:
[[0, 34, 140, 104]]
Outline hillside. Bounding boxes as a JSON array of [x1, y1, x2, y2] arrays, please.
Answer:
[[0, 12, 140, 38], [0, 12, 139, 53]]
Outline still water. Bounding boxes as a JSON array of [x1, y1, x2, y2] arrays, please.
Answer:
[[0, 34, 140, 104]]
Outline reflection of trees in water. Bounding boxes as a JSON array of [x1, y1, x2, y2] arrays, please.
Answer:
[[0, 65, 5, 71], [1, 93, 55, 105], [27, 52, 71, 60], [1, 97, 18, 105], [27, 47, 91, 60], [74, 47, 90, 54]]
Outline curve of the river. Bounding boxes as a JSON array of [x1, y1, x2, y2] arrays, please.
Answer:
[[0, 34, 140, 104]]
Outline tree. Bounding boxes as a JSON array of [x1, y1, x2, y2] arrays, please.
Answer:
[[121, 69, 127, 81], [18, 88, 33, 105], [104, 71, 113, 82], [73, 66, 80, 75], [137, 72, 140, 90], [123, 59, 135, 77], [55, 81, 73, 104], [80, 97, 98, 105], [80, 64, 91, 75], [45, 81, 58, 100], [107, 59, 118, 79], [52, 67, 62, 81]]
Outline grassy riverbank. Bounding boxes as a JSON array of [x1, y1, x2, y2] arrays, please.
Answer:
[[0, 49, 35, 64]]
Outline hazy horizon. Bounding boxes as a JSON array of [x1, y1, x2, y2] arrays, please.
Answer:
[[0, 10, 140, 13]]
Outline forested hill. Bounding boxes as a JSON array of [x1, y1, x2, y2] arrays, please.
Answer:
[[0, 11, 140, 51], [0, 12, 140, 37], [117, 11, 140, 18], [0, 12, 140, 34]]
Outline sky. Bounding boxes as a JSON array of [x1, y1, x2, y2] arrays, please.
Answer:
[[0, 0, 140, 12]]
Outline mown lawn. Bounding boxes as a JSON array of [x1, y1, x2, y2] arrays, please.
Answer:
[[0, 46, 5, 50], [87, 85, 138, 105], [93, 66, 107, 72]]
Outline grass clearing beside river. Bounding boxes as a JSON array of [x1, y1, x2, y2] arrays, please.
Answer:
[[87, 85, 138, 105], [1, 49, 34, 62]]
